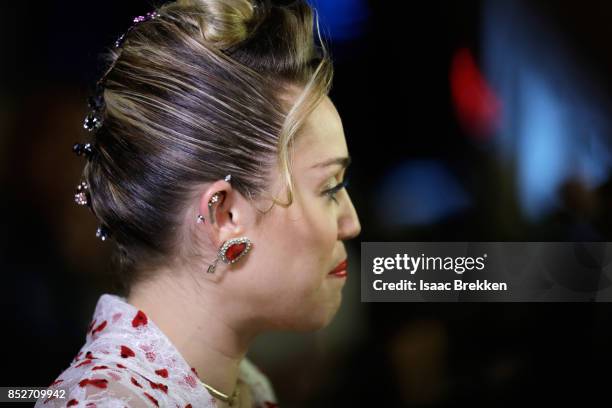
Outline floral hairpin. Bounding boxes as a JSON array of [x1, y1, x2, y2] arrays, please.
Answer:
[[74, 181, 90, 207], [96, 225, 110, 241], [83, 81, 105, 133], [72, 142, 94, 159], [73, 180, 111, 242]]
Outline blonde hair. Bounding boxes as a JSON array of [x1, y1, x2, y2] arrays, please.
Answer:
[[82, 0, 333, 288]]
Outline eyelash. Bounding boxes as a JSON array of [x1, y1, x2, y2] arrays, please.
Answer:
[[324, 177, 350, 204]]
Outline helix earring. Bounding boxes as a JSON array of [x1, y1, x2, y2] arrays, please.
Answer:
[[207, 192, 222, 225], [207, 237, 253, 274], [206, 174, 232, 225]]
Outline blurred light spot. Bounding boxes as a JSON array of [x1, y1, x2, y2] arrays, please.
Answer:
[[516, 72, 569, 218], [482, 0, 612, 221], [450, 48, 502, 140], [376, 160, 472, 227]]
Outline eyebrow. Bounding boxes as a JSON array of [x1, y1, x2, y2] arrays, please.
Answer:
[[310, 155, 352, 169]]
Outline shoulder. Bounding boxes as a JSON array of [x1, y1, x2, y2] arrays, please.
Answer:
[[35, 293, 214, 407], [239, 357, 279, 407], [35, 351, 210, 408]]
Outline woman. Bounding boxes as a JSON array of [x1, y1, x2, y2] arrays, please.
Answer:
[[36, 0, 361, 407]]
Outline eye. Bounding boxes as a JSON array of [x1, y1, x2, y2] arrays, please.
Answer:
[[323, 177, 350, 204]]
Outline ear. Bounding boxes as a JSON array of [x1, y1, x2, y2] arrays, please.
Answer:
[[196, 178, 251, 250]]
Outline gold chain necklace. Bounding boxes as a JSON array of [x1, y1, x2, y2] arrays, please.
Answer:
[[201, 380, 240, 407]]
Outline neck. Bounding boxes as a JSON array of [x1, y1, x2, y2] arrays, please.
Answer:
[[126, 271, 256, 397]]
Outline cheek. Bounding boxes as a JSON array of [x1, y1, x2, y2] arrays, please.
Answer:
[[282, 195, 338, 274], [238, 194, 340, 326], [263, 191, 336, 265]]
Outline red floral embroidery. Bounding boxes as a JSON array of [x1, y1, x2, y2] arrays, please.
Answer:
[[185, 405, 192, 408], [92, 365, 108, 370], [67, 399, 79, 406], [144, 392, 159, 407], [120, 345, 135, 358], [91, 320, 107, 336], [190, 367, 199, 376], [75, 359, 93, 368], [116, 363, 127, 369], [184, 375, 196, 388], [85, 403, 96, 408], [78, 378, 109, 389], [85, 351, 95, 360], [155, 368, 168, 378], [108, 372, 121, 381], [49, 379, 63, 386], [148, 379, 168, 394], [131, 377, 143, 388], [132, 310, 148, 327]]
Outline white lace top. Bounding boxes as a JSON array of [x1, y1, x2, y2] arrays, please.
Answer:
[[35, 293, 278, 408]]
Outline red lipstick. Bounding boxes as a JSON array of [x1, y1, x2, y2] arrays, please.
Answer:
[[328, 259, 348, 278]]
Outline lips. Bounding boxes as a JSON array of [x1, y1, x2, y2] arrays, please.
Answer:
[[329, 259, 348, 277]]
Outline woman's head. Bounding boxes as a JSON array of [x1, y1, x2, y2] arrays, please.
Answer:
[[81, 0, 360, 330], [203, 91, 361, 331]]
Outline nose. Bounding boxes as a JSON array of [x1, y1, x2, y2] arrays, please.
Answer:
[[338, 190, 361, 240]]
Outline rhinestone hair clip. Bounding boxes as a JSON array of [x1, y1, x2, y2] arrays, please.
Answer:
[[72, 142, 94, 160], [73, 179, 111, 242], [73, 10, 161, 242], [83, 10, 161, 133]]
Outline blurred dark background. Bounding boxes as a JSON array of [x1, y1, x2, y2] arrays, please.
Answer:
[[4, 0, 612, 406]]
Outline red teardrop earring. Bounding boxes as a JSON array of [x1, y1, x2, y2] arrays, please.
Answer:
[[204, 174, 252, 274], [207, 237, 253, 274]]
